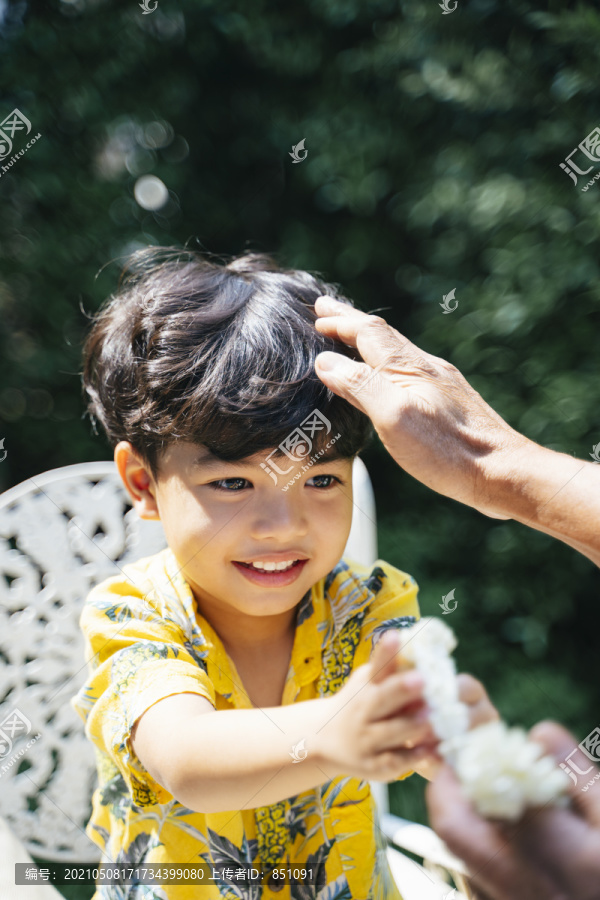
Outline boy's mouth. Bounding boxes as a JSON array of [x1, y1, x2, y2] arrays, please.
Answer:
[[232, 558, 308, 586]]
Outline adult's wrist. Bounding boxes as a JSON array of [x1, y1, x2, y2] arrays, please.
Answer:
[[474, 438, 600, 566], [472, 436, 552, 523]]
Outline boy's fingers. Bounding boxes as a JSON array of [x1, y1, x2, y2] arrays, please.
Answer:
[[369, 630, 404, 684], [371, 712, 437, 752], [377, 743, 439, 777], [372, 670, 426, 721]]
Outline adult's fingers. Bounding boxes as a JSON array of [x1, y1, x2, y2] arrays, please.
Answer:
[[427, 765, 567, 900], [529, 720, 585, 760], [315, 296, 385, 359], [314, 295, 360, 320], [457, 673, 500, 729], [313, 351, 389, 418], [314, 295, 424, 375], [456, 673, 484, 704], [314, 296, 530, 524], [529, 720, 600, 827]]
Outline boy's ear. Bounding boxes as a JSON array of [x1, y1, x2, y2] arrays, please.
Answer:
[[114, 441, 160, 520]]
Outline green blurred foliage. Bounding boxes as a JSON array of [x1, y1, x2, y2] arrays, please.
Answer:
[[1, 0, 600, 858]]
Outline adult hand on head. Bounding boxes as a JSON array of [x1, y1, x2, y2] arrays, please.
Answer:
[[313, 296, 533, 521], [426, 721, 600, 900]]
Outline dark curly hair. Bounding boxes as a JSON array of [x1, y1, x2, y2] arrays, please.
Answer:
[[81, 246, 374, 479]]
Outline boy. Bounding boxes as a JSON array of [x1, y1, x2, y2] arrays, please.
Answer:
[[73, 247, 496, 900]]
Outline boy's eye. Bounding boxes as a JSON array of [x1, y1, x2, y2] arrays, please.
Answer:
[[308, 474, 341, 489], [209, 478, 250, 492]]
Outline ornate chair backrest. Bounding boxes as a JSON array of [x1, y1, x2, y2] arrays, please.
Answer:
[[0, 457, 378, 861]]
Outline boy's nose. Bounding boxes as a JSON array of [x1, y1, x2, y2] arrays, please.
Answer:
[[249, 496, 309, 541]]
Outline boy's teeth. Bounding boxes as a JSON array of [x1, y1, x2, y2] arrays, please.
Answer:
[[249, 560, 298, 572]]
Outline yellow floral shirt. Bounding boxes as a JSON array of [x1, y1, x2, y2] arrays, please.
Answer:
[[72, 548, 420, 900]]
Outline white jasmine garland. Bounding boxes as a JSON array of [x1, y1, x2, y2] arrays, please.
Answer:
[[395, 618, 571, 821]]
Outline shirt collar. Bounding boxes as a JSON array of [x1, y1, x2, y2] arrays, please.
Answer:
[[157, 549, 387, 698]]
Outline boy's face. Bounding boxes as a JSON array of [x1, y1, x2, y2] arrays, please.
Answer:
[[115, 440, 355, 641]]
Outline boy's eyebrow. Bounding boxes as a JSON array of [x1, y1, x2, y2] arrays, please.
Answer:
[[192, 451, 248, 471], [304, 453, 348, 465], [192, 449, 348, 470]]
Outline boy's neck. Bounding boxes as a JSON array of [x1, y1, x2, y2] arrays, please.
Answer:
[[193, 590, 300, 656]]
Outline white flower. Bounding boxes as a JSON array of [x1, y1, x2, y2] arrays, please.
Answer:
[[396, 618, 571, 820]]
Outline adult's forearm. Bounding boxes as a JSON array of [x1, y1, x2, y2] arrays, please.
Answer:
[[480, 440, 600, 567], [168, 698, 339, 813]]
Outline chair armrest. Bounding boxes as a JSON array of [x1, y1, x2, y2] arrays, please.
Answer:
[[386, 846, 468, 900], [0, 816, 63, 900], [380, 813, 469, 877]]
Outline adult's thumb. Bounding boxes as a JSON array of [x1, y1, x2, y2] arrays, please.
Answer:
[[315, 351, 380, 414]]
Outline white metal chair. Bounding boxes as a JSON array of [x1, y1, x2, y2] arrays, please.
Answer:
[[0, 457, 469, 899]]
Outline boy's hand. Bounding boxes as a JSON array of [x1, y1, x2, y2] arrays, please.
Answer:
[[315, 628, 500, 783], [316, 630, 439, 782]]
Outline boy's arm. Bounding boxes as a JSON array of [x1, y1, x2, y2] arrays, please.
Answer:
[[132, 641, 437, 813], [132, 692, 341, 812]]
